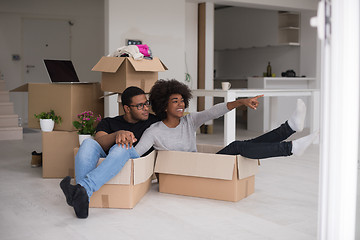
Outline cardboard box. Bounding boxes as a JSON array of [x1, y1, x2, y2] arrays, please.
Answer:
[[11, 83, 103, 131], [154, 144, 259, 202], [92, 57, 167, 93], [74, 148, 156, 209], [42, 131, 79, 178]]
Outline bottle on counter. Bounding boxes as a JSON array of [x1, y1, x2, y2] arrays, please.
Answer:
[[266, 62, 272, 77]]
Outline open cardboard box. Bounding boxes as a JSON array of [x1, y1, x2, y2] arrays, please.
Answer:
[[74, 148, 156, 209], [42, 131, 79, 178], [11, 83, 103, 131], [154, 144, 259, 202], [92, 56, 167, 93]]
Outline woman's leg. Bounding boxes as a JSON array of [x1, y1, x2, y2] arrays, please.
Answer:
[[217, 140, 292, 159], [217, 132, 319, 159], [247, 99, 306, 143], [246, 121, 295, 143]]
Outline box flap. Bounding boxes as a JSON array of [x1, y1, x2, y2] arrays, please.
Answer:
[[159, 58, 168, 71], [99, 92, 118, 99], [127, 57, 167, 72], [237, 155, 259, 180], [97, 157, 132, 184], [197, 144, 223, 154], [92, 57, 126, 73], [154, 151, 235, 180], [133, 150, 156, 185], [10, 83, 29, 92]]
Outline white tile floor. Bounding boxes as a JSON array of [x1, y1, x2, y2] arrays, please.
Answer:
[[0, 120, 359, 240]]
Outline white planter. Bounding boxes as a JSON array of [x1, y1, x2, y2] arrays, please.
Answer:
[[78, 134, 93, 145], [40, 119, 55, 132]]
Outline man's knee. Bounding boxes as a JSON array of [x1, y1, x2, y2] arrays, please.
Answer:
[[109, 144, 130, 156], [108, 145, 139, 160], [81, 138, 99, 148], [76, 139, 102, 159]]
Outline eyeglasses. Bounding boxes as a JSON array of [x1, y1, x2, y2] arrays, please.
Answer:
[[128, 100, 150, 110]]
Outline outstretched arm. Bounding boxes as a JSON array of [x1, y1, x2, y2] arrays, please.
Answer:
[[190, 95, 264, 129], [227, 95, 264, 110]]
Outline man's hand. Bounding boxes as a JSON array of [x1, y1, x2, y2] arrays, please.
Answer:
[[115, 130, 137, 149], [241, 95, 264, 110]]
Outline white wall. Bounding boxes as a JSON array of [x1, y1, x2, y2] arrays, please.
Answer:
[[215, 7, 278, 49], [0, 0, 104, 124], [105, 0, 192, 115], [214, 7, 317, 79], [106, 0, 186, 82]]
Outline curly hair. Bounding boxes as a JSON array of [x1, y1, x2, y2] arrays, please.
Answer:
[[149, 79, 192, 120]]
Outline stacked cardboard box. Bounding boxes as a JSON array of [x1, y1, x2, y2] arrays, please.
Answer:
[[93, 56, 167, 116], [11, 82, 104, 178], [42, 131, 79, 178], [92, 56, 167, 93], [11, 83, 103, 131]]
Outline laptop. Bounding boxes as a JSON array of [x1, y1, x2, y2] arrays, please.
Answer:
[[44, 59, 86, 83]]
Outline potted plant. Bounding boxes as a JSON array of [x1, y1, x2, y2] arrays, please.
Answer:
[[73, 111, 101, 145], [34, 109, 62, 132]]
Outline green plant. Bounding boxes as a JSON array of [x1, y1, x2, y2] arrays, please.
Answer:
[[73, 111, 101, 136], [34, 109, 62, 125]]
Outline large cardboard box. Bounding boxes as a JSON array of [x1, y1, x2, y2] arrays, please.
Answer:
[[154, 145, 259, 202], [74, 148, 156, 209], [92, 57, 167, 93], [11, 83, 103, 131], [42, 131, 79, 178]]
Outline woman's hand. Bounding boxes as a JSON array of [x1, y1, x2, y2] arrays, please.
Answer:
[[241, 95, 264, 110], [227, 95, 264, 111], [95, 130, 138, 152], [115, 130, 137, 149]]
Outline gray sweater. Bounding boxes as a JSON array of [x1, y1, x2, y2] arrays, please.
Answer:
[[134, 102, 229, 156]]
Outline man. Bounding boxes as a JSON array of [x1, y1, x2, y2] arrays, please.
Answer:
[[60, 86, 159, 218]]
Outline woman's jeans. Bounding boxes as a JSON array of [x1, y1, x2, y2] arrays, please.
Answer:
[[75, 139, 139, 198], [217, 121, 295, 159]]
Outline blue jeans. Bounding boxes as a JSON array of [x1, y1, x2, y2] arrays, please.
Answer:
[[75, 139, 140, 198], [217, 121, 294, 159]]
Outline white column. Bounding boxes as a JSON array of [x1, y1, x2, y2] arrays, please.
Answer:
[[224, 91, 236, 145], [204, 3, 214, 124]]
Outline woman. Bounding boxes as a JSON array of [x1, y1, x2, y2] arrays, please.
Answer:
[[135, 79, 317, 158], [62, 79, 318, 218]]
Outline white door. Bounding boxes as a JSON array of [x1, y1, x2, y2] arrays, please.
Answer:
[[21, 18, 71, 123], [313, 0, 360, 239]]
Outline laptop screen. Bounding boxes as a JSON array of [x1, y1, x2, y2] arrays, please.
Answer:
[[44, 59, 80, 83]]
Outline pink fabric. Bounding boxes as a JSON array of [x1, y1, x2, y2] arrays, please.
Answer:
[[136, 44, 150, 57]]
